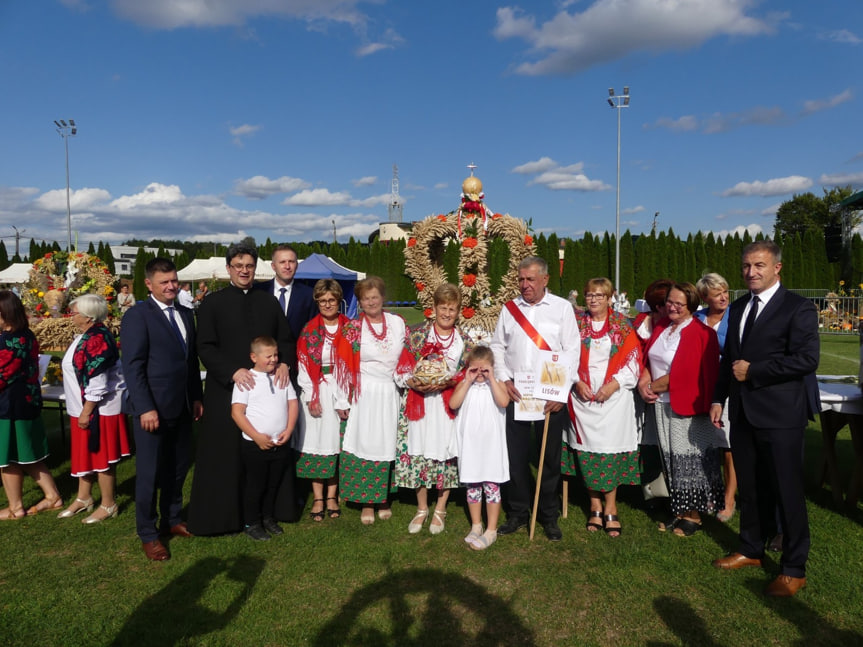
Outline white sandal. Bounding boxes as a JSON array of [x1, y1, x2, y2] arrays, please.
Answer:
[[464, 524, 483, 544], [57, 497, 95, 519], [470, 530, 498, 551], [408, 508, 429, 534], [429, 508, 447, 535]]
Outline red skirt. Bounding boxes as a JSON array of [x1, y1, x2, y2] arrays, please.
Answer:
[[70, 414, 131, 477]]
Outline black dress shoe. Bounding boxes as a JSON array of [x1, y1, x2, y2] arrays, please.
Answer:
[[542, 520, 563, 541], [262, 518, 283, 536], [498, 517, 528, 536], [244, 523, 271, 541]]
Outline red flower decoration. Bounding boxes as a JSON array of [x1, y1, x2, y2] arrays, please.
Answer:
[[415, 281, 425, 292], [407, 238, 417, 247], [462, 274, 477, 287], [462, 237, 478, 249], [44, 253, 51, 258], [524, 235, 534, 245], [436, 214, 447, 221], [462, 307, 475, 319], [492, 213, 503, 220], [423, 308, 433, 319]]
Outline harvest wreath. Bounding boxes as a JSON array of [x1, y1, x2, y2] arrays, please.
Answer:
[[404, 175, 536, 335]]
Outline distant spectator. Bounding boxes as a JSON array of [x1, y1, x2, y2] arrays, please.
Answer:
[[178, 283, 195, 309], [117, 284, 135, 314]]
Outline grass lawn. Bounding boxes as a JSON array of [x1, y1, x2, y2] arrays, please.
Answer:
[[1, 335, 861, 646]]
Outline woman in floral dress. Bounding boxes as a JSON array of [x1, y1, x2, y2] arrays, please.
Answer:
[[296, 280, 353, 522], [395, 283, 472, 535], [0, 290, 63, 520], [339, 277, 407, 525], [565, 278, 642, 537]]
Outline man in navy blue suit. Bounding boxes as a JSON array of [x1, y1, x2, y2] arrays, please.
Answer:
[[122, 258, 203, 561], [255, 244, 316, 385], [710, 240, 819, 597]]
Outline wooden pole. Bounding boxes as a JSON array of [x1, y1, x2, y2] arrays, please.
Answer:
[[529, 411, 552, 540]]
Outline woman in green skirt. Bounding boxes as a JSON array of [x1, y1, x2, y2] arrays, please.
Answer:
[[0, 291, 63, 520]]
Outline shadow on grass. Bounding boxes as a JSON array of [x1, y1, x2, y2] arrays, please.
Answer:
[[112, 555, 265, 646], [311, 568, 535, 647], [646, 596, 723, 647]]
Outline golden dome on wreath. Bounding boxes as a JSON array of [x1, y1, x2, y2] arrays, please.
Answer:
[[462, 176, 483, 200]]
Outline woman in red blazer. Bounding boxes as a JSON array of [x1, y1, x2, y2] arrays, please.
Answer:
[[637, 282, 724, 536]]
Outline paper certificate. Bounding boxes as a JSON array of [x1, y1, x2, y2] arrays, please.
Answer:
[[532, 350, 574, 403], [514, 372, 545, 421]]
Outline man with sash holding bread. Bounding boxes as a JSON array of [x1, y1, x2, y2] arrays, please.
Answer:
[[491, 256, 580, 541]]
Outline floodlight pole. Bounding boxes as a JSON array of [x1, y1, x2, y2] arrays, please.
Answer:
[[607, 88, 630, 293], [54, 119, 77, 252]]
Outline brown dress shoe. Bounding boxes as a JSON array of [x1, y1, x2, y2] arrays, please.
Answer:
[[142, 539, 170, 561], [169, 522, 193, 538], [765, 574, 806, 597], [712, 552, 763, 569]]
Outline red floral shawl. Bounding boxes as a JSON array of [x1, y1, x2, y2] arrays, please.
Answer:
[[576, 309, 641, 391], [297, 314, 357, 408]]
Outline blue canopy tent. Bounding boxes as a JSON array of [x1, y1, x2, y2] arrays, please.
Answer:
[[295, 254, 363, 318]]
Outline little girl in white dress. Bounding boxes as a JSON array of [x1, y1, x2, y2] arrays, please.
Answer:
[[450, 346, 510, 550]]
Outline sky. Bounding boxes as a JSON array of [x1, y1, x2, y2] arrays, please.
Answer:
[[0, 0, 861, 254]]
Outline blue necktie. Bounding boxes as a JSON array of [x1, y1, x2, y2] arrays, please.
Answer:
[[279, 287, 287, 315], [167, 306, 187, 352]]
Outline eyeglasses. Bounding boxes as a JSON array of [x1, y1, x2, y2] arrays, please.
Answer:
[[584, 293, 607, 300], [229, 264, 255, 271], [316, 298, 338, 305], [665, 301, 688, 310]]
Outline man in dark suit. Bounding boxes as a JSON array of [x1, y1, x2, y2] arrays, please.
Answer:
[[711, 240, 819, 597], [255, 244, 316, 384], [122, 258, 203, 561]]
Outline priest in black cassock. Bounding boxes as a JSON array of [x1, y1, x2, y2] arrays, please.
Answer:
[[187, 243, 296, 536]]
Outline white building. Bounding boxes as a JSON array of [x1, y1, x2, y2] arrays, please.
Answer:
[[110, 245, 182, 276]]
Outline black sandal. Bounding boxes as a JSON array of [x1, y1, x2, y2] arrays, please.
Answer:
[[326, 497, 341, 519], [658, 516, 680, 532], [586, 510, 603, 532], [603, 514, 622, 538], [673, 518, 702, 537], [309, 498, 325, 522]]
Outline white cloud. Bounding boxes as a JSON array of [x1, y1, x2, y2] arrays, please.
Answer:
[[0, 182, 381, 245], [352, 176, 377, 187], [818, 171, 863, 186], [34, 187, 113, 211], [802, 89, 853, 115], [234, 175, 311, 199], [493, 1, 774, 76], [761, 203, 781, 217], [282, 188, 353, 206], [711, 224, 764, 240], [721, 175, 812, 197], [355, 28, 405, 57], [849, 152, 863, 163], [512, 157, 558, 174], [433, 182, 448, 190], [229, 123, 261, 147], [516, 159, 610, 192], [622, 205, 644, 215], [822, 29, 861, 45], [649, 116, 698, 132], [110, 0, 367, 29]]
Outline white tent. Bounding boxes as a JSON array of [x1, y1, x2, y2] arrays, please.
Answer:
[[0, 263, 32, 284], [176, 257, 274, 281]]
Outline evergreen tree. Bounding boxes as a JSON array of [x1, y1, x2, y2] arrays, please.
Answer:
[[102, 243, 116, 274], [619, 230, 635, 297], [87, 241, 96, 254], [0, 241, 8, 270], [133, 247, 150, 300], [28, 238, 38, 261]]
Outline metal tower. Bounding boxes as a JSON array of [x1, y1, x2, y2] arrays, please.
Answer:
[[387, 164, 403, 222]]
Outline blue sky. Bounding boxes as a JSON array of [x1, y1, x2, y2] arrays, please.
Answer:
[[1, 0, 861, 252]]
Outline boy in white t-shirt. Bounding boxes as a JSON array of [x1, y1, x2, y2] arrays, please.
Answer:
[[232, 336, 299, 540]]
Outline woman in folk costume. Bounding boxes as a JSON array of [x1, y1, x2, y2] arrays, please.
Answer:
[[339, 277, 407, 525], [565, 278, 642, 537], [296, 279, 357, 522], [395, 283, 472, 535]]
